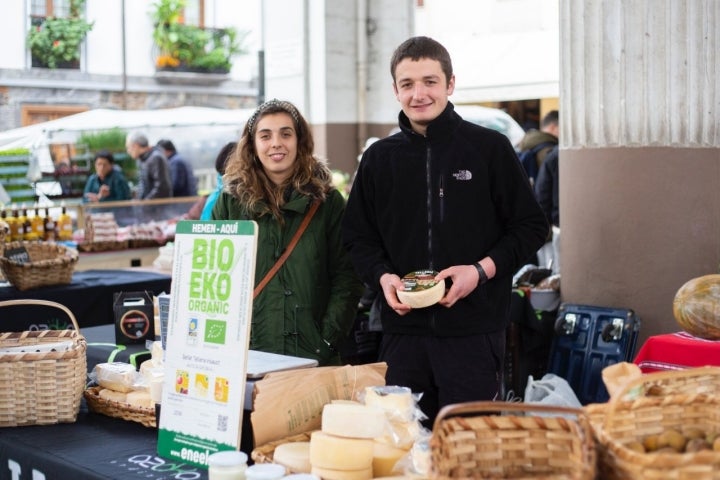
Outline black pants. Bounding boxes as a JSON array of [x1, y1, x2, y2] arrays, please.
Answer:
[[379, 331, 505, 429]]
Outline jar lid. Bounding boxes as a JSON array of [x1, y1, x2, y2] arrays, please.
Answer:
[[245, 463, 287, 479], [207, 450, 248, 468]]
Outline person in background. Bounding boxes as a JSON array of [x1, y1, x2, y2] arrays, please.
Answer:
[[535, 144, 560, 227], [342, 36, 548, 425], [156, 139, 198, 197], [125, 132, 172, 199], [82, 150, 131, 202], [212, 99, 363, 366], [184, 141, 237, 220], [517, 110, 559, 185]]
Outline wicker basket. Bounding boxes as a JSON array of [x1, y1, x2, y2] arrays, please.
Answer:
[[0, 299, 87, 427], [594, 367, 720, 479], [251, 431, 312, 470], [430, 401, 596, 479], [0, 241, 78, 291], [83, 386, 156, 428]]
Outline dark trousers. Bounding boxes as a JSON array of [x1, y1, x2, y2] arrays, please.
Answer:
[[379, 331, 505, 429]]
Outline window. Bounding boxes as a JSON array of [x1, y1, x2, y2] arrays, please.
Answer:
[[27, 0, 92, 69], [183, 0, 204, 27], [30, 0, 72, 19]]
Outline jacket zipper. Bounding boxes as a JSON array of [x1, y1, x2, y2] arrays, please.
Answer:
[[425, 143, 437, 332], [439, 175, 445, 224]]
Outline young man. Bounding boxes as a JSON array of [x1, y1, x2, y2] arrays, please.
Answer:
[[342, 36, 548, 425]]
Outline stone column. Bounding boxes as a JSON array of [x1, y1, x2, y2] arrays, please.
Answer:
[[560, 0, 720, 343]]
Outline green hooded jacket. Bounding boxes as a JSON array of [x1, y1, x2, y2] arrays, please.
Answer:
[[212, 188, 363, 365]]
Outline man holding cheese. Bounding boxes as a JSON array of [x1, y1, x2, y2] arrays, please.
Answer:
[[342, 36, 548, 425]]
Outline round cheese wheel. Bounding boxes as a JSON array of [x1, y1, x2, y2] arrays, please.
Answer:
[[321, 403, 386, 439], [372, 441, 408, 478], [311, 466, 373, 480], [273, 441, 311, 473], [396, 270, 444, 308], [310, 431, 373, 470]]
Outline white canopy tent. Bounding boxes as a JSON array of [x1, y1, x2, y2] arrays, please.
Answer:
[[0, 107, 253, 188]]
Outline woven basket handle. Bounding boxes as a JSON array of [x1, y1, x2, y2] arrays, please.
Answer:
[[0, 299, 80, 332], [433, 400, 587, 431], [603, 366, 720, 428]]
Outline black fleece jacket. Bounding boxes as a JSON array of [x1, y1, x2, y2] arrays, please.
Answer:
[[342, 102, 548, 336]]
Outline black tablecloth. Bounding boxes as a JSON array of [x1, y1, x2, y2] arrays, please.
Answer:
[[0, 269, 171, 331], [0, 404, 210, 480]]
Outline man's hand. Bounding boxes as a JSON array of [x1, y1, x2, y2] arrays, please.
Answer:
[[98, 184, 110, 198], [436, 265, 479, 308], [380, 273, 412, 315]]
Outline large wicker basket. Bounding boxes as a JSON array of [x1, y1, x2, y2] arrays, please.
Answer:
[[430, 401, 596, 479], [0, 241, 78, 291], [0, 299, 87, 427], [83, 386, 157, 427], [593, 367, 720, 479]]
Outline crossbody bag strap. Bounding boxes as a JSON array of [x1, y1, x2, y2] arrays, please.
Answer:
[[253, 199, 321, 299]]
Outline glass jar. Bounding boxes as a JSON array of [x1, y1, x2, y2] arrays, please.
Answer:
[[207, 451, 248, 480]]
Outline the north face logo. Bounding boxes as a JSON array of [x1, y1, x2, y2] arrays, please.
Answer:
[[452, 170, 472, 181]]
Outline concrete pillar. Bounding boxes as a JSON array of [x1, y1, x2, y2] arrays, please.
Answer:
[[560, 0, 720, 344], [262, 0, 412, 175]]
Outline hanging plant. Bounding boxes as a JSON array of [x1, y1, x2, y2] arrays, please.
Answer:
[[26, 0, 94, 69]]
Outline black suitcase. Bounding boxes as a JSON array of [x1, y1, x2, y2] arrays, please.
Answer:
[[546, 303, 640, 405]]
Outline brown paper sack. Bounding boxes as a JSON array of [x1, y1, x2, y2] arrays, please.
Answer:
[[251, 362, 387, 447], [601, 361, 642, 399]]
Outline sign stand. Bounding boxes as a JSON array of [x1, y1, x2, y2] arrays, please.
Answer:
[[158, 220, 257, 468]]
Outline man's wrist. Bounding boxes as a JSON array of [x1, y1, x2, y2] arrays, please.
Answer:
[[474, 263, 489, 284]]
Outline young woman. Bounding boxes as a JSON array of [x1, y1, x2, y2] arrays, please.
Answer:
[[212, 99, 362, 365]]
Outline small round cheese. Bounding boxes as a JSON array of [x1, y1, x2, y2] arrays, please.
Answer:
[[364, 386, 415, 422], [396, 270, 444, 308], [372, 442, 408, 478], [273, 441, 311, 473]]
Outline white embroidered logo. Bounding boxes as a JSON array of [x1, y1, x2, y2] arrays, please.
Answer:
[[452, 170, 472, 181]]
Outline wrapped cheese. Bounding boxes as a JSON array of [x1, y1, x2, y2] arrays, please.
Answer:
[[94, 362, 139, 393]]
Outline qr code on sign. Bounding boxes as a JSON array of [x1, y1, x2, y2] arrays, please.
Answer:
[[217, 414, 228, 432]]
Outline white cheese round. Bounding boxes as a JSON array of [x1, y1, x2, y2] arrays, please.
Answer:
[[396, 270, 444, 308]]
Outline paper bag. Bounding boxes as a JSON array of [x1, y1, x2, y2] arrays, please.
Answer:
[[251, 362, 387, 447]]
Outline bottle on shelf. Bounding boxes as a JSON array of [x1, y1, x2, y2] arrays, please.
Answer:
[[31, 204, 44, 241], [0, 208, 7, 243], [43, 207, 56, 241], [21, 206, 35, 241], [57, 203, 73, 241], [9, 205, 22, 242]]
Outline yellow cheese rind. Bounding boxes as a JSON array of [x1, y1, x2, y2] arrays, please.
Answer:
[[98, 388, 127, 403], [321, 403, 386, 439], [310, 431, 373, 470], [372, 441, 408, 478], [273, 441, 311, 473], [311, 465, 373, 480], [126, 390, 154, 409]]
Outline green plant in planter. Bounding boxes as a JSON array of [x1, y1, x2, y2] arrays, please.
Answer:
[[151, 0, 247, 73], [26, 0, 94, 69]]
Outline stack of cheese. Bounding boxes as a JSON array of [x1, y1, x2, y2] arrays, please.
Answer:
[[84, 212, 119, 243], [363, 386, 426, 478], [310, 402, 387, 480], [94, 362, 153, 409], [139, 340, 165, 405]]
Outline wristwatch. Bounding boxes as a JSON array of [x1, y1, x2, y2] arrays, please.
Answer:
[[474, 263, 489, 284]]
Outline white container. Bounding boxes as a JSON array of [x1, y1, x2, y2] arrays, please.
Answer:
[[207, 451, 248, 480], [282, 475, 320, 480], [244, 463, 287, 480]]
